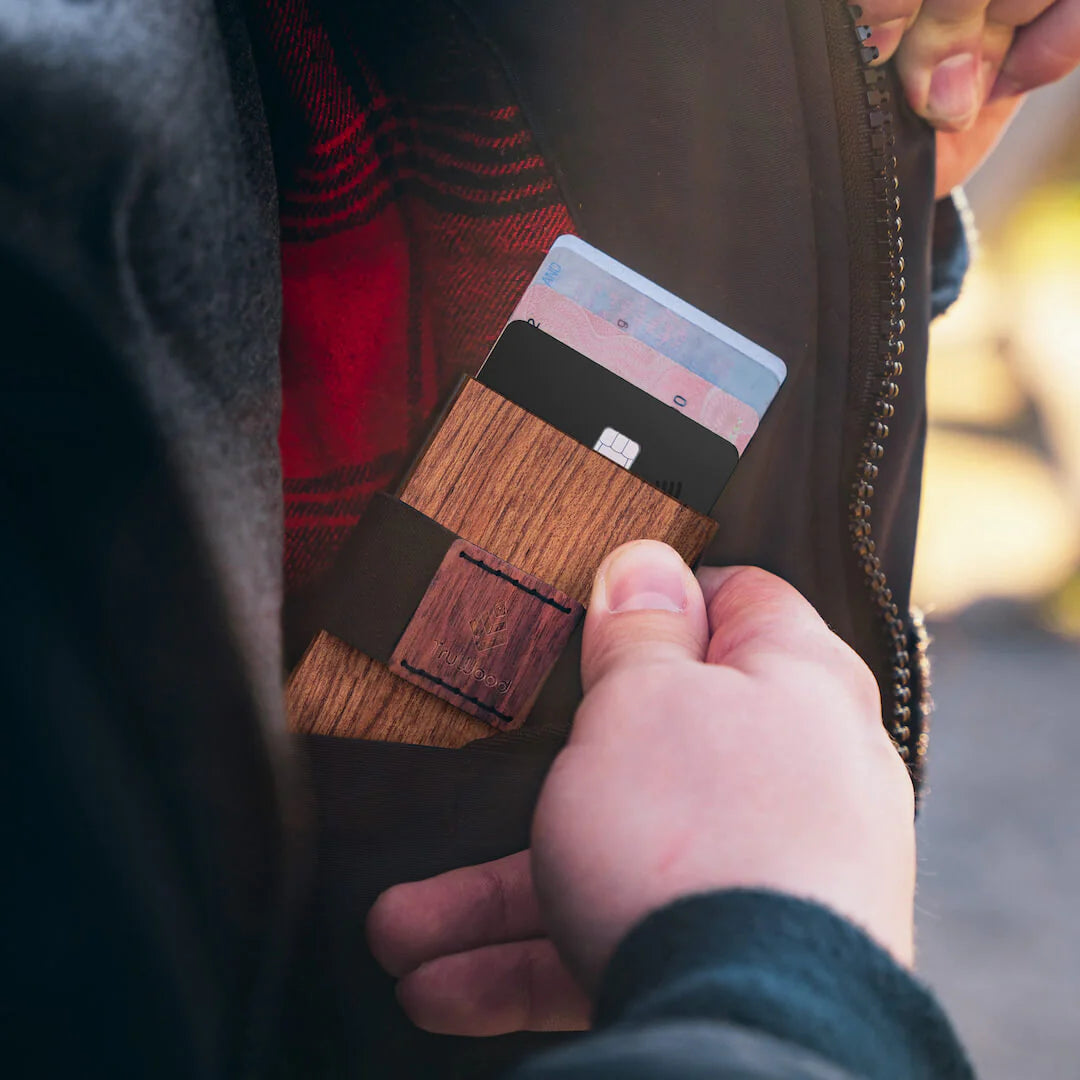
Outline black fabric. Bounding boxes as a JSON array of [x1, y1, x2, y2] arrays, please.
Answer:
[[0, 5, 297, 1076], [283, 734, 571, 1079], [322, 494, 458, 663], [526, 624, 585, 736]]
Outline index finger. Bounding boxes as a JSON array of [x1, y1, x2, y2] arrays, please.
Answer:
[[367, 851, 542, 978], [696, 565, 868, 678], [992, 0, 1080, 97]]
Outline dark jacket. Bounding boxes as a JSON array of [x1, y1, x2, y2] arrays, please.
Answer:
[[1, 1, 969, 1077]]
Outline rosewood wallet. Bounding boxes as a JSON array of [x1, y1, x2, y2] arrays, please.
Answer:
[[287, 372, 719, 749]]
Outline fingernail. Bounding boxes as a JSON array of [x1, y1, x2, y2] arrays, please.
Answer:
[[928, 53, 980, 126], [601, 542, 688, 614]]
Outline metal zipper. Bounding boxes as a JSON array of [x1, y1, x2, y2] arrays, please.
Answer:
[[845, 5, 916, 764]]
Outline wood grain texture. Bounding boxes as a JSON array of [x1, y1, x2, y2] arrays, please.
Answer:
[[287, 380, 717, 747], [389, 539, 583, 730]]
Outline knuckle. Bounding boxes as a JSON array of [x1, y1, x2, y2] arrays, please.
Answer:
[[707, 566, 800, 624], [721, 564, 780, 594], [576, 657, 697, 739], [808, 632, 883, 724], [583, 622, 699, 694], [831, 640, 883, 718], [476, 864, 512, 939], [581, 657, 672, 713], [853, 660, 886, 719]]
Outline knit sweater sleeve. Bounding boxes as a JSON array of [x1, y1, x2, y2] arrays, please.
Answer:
[[510, 890, 975, 1080], [931, 192, 974, 319]]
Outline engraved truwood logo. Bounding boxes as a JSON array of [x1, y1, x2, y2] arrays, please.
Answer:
[[389, 539, 584, 731], [469, 601, 509, 652], [430, 639, 512, 695]]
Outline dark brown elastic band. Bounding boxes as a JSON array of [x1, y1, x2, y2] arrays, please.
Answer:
[[320, 493, 585, 733], [321, 493, 458, 664]]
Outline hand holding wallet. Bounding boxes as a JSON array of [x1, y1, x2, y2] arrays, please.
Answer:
[[366, 552, 918, 1036], [287, 238, 787, 748]]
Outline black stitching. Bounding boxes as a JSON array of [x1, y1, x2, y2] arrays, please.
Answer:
[[399, 660, 515, 724], [458, 551, 574, 614]]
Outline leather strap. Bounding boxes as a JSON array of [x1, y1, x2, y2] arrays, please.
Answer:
[[322, 493, 458, 664], [320, 492, 585, 732]]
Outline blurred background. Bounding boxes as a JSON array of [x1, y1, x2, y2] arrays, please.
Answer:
[[910, 71, 1080, 1079]]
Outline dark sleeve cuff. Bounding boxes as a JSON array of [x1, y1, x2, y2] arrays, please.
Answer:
[[595, 890, 974, 1080], [931, 191, 974, 319]]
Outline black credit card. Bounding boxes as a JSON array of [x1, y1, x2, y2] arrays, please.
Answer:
[[477, 320, 739, 514]]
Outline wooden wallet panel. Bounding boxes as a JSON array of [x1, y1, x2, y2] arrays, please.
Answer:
[[287, 379, 718, 748], [388, 538, 584, 730]]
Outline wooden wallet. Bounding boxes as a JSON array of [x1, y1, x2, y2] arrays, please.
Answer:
[[287, 376, 718, 748]]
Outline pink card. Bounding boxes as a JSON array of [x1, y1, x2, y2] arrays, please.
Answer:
[[510, 284, 758, 453]]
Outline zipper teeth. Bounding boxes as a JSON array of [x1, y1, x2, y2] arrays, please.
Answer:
[[846, 8, 915, 764]]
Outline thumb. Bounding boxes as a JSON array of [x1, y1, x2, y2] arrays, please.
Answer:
[[990, 0, 1080, 101], [580, 540, 709, 695]]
